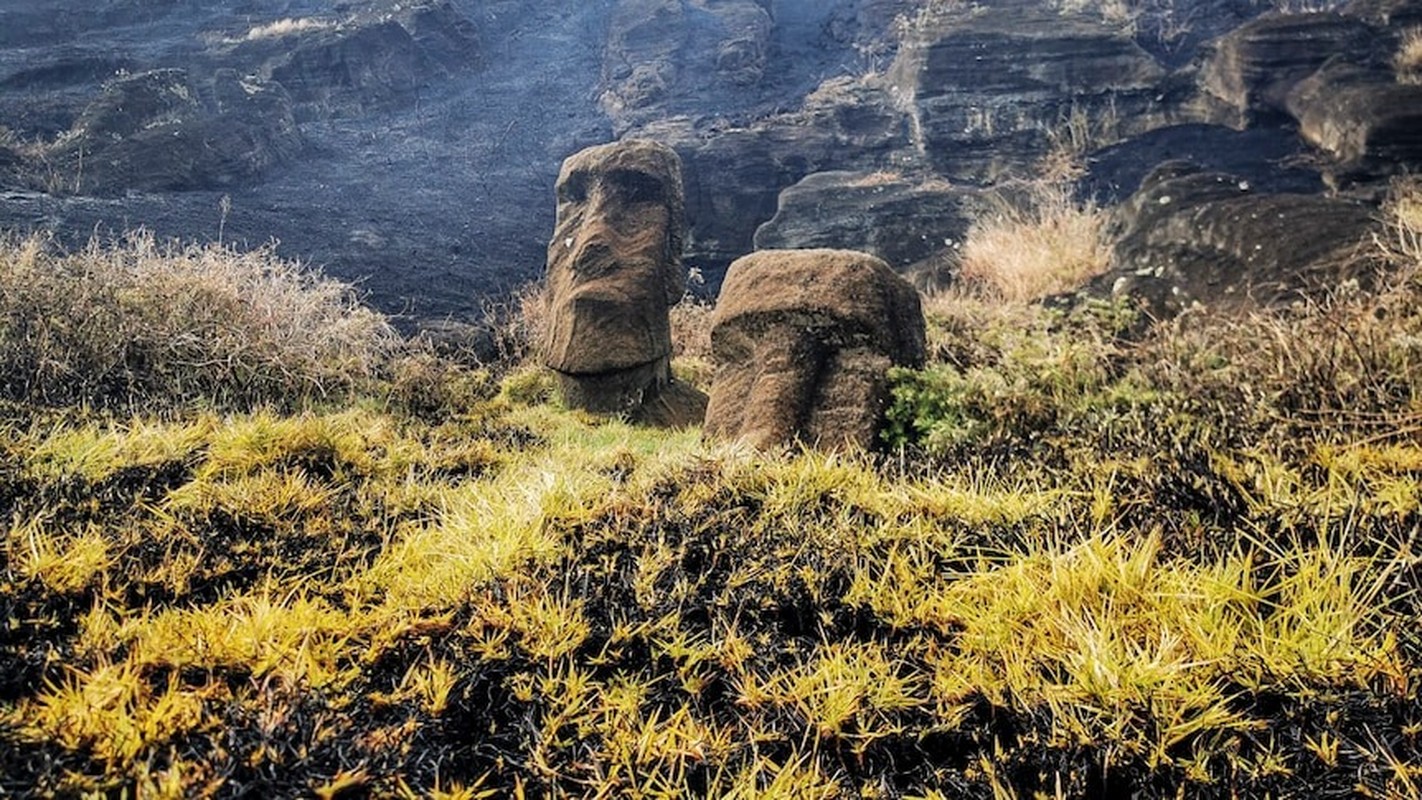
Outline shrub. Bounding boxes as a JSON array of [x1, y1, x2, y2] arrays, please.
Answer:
[[884, 297, 1147, 453], [0, 232, 398, 410], [478, 280, 549, 370]]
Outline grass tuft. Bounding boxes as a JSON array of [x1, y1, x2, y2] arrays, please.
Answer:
[[953, 182, 1113, 302]]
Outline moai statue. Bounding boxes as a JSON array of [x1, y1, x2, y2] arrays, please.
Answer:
[[704, 249, 926, 451], [543, 139, 706, 427]]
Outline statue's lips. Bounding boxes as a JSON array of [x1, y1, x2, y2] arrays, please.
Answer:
[[546, 286, 669, 375]]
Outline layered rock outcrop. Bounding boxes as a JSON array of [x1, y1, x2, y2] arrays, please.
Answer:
[[543, 139, 707, 427], [0, 0, 1419, 320], [1101, 161, 1381, 316], [227, 10, 474, 119], [754, 170, 989, 287], [660, 75, 913, 270], [1198, 12, 1379, 126], [705, 249, 925, 451], [601, 0, 774, 134], [50, 68, 302, 195], [1286, 62, 1422, 184], [889, 4, 1174, 181]]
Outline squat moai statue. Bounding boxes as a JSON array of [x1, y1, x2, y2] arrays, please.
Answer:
[[543, 139, 706, 427], [704, 249, 925, 451]]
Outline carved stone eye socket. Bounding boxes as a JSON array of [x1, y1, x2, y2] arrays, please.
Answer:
[[558, 171, 590, 204], [607, 169, 665, 205]]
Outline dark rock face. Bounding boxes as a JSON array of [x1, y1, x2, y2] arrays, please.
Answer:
[[889, 6, 1172, 181], [543, 139, 707, 427], [0, 0, 1417, 322], [705, 249, 925, 451], [1198, 12, 1379, 126], [391, 1, 484, 66], [754, 170, 990, 287], [226, 18, 452, 119], [1100, 161, 1380, 316], [47, 68, 302, 194], [1078, 123, 1323, 204], [601, 0, 774, 134], [661, 75, 913, 272], [1286, 62, 1422, 183], [1345, 0, 1422, 28]]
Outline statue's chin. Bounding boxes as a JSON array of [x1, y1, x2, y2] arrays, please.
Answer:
[[544, 291, 670, 375]]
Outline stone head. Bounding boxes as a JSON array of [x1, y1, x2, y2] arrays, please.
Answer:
[[705, 249, 925, 451], [544, 139, 686, 379]]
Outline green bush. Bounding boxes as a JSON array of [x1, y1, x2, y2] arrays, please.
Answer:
[[885, 297, 1153, 453]]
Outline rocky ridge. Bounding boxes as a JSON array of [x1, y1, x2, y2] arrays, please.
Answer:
[[0, 0, 1418, 320]]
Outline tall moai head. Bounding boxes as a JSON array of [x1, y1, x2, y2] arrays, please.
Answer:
[[543, 139, 688, 415]]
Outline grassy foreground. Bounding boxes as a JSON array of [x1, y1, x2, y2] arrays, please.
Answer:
[[2, 190, 1422, 798]]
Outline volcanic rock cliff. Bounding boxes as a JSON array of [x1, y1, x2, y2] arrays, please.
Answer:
[[0, 0, 1417, 319]]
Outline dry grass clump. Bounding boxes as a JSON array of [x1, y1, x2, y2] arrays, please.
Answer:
[[480, 280, 550, 368], [669, 293, 715, 389], [0, 233, 398, 410], [895, 179, 1422, 470], [1400, 29, 1422, 83], [240, 17, 333, 41], [954, 181, 1114, 302]]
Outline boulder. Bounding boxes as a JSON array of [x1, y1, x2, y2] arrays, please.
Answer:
[[705, 249, 925, 451], [888, 5, 1173, 181], [1286, 61, 1422, 183], [51, 68, 302, 195], [1198, 12, 1379, 126], [753, 170, 992, 287], [1099, 161, 1380, 316], [543, 139, 708, 427]]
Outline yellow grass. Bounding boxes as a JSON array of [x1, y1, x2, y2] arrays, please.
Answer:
[[954, 181, 1113, 302]]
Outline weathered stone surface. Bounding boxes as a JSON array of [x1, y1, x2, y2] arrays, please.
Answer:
[[650, 74, 913, 277], [3, 0, 1421, 324], [226, 9, 476, 119], [1099, 161, 1380, 316], [1344, 0, 1422, 29], [1286, 61, 1422, 183], [50, 68, 302, 194], [705, 249, 925, 451], [824, 0, 916, 47], [1078, 123, 1323, 204], [601, 0, 773, 133], [1198, 12, 1379, 126], [888, 6, 1173, 181], [390, 1, 483, 67], [754, 170, 991, 287], [544, 139, 707, 426]]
